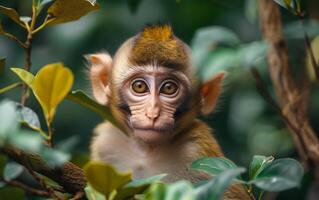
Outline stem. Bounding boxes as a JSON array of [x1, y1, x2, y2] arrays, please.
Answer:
[[258, 191, 264, 200], [0, 82, 22, 94], [299, 16, 319, 80], [46, 120, 54, 148], [20, 4, 38, 105]]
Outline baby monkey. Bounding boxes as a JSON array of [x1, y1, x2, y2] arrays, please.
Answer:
[[88, 24, 250, 199]]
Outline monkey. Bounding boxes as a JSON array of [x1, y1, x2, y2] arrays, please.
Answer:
[[87, 24, 250, 200]]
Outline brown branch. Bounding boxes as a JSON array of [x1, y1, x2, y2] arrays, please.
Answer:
[[2, 179, 50, 197], [0, 146, 86, 197], [258, 0, 319, 177]]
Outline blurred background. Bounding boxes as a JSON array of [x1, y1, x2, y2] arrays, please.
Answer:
[[1, 0, 319, 199]]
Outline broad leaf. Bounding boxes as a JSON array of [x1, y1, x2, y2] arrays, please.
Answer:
[[3, 162, 24, 181], [0, 6, 25, 28], [249, 155, 274, 180], [32, 63, 74, 123], [8, 131, 43, 153], [67, 90, 119, 128], [85, 185, 106, 200], [84, 161, 132, 198], [144, 183, 167, 200], [237, 41, 268, 68], [0, 155, 8, 178], [16, 104, 41, 129], [41, 148, 71, 168], [199, 48, 239, 81], [0, 100, 18, 139], [46, 0, 100, 26], [165, 181, 195, 200], [191, 26, 240, 68], [194, 168, 245, 200], [11, 68, 35, 88], [284, 20, 319, 39], [115, 174, 166, 200], [249, 158, 304, 192], [191, 157, 238, 176]]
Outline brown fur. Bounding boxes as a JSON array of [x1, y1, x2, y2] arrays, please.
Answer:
[[130, 24, 189, 70]]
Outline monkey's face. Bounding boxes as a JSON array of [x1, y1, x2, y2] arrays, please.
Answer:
[[120, 66, 191, 143]]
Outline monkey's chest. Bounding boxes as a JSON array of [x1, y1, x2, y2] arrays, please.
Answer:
[[105, 143, 193, 182]]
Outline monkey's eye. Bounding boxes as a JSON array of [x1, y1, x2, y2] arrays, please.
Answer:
[[131, 80, 149, 94], [160, 81, 178, 96]]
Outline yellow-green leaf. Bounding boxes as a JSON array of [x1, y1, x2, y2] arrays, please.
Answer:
[[306, 36, 319, 82], [0, 6, 25, 28], [84, 161, 132, 198], [32, 63, 74, 122], [11, 68, 35, 88], [46, 0, 100, 26]]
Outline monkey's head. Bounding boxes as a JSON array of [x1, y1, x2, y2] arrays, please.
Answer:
[[87, 24, 225, 144]]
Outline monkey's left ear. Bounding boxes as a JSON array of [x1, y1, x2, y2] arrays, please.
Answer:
[[200, 72, 226, 115], [86, 53, 112, 105]]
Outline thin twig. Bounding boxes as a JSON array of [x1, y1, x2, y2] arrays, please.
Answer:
[[3, 32, 27, 48], [2, 178, 50, 197]]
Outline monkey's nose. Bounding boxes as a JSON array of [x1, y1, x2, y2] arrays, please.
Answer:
[[146, 107, 160, 120]]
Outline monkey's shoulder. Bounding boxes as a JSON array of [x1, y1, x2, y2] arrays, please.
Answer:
[[180, 120, 224, 157]]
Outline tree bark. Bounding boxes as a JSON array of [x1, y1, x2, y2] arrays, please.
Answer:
[[0, 146, 86, 196]]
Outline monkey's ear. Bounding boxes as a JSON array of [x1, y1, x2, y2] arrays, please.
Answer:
[[200, 72, 226, 115], [86, 53, 112, 105]]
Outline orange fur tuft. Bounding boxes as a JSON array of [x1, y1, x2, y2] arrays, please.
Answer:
[[141, 24, 173, 41]]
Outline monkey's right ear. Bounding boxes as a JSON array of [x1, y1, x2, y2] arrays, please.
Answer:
[[86, 53, 112, 105]]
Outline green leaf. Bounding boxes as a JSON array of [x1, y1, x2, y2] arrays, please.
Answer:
[[46, 0, 100, 26], [0, 100, 18, 140], [67, 90, 119, 128], [127, 0, 143, 13], [191, 26, 240, 68], [16, 104, 41, 129], [3, 162, 24, 181], [284, 20, 319, 39], [249, 155, 274, 180], [237, 41, 268, 68], [199, 48, 239, 81], [194, 168, 246, 200], [11, 68, 35, 88], [115, 174, 166, 200], [8, 131, 43, 153], [191, 157, 238, 176], [0, 83, 21, 94], [0, 6, 25, 28], [32, 63, 74, 123], [84, 161, 132, 198], [144, 183, 167, 200], [85, 185, 106, 200], [249, 158, 304, 192], [41, 148, 71, 167]]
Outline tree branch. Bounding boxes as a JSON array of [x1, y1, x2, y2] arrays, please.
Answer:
[[258, 0, 319, 177], [0, 146, 86, 196]]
